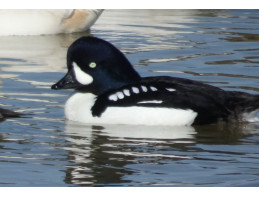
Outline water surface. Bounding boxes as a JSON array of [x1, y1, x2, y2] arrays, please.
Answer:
[[1, 10, 259, 186]]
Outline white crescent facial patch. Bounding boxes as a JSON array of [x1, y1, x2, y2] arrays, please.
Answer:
[[73, 62, 93, 85]]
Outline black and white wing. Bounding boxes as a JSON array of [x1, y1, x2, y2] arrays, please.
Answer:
[[91, 76, 231, 124]]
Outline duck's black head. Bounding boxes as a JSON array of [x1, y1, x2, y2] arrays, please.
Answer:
[[51, 36, 141, 95]]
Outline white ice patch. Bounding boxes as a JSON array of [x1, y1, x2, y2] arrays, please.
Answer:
[[65, 92, 197, 126], [138, 100, 163, 104], [73, 62, 93, 85]]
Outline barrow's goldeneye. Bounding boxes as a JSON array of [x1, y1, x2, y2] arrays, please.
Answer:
[[51, 36, 259, 126]]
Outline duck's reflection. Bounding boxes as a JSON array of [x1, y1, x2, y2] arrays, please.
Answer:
[[63, 121, 196, 186], [193, 122, 259, 144], [63, 120, 259, 186], [0, 32, 90, 75]]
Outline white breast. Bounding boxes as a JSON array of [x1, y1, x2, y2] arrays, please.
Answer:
[[65, 92, 197, 126]]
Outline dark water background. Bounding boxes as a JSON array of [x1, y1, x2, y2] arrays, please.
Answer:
[[0, 10, 259, 186]]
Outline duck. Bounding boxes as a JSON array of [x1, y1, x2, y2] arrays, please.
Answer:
[[0, 9, 103, 36], [0, 107, 20, 120], [51, 36, 259, 126]]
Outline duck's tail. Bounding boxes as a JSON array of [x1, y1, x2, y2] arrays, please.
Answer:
[[227, 91, 259, 122]]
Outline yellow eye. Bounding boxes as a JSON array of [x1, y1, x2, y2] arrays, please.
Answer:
[[89, 62, 96, 68]]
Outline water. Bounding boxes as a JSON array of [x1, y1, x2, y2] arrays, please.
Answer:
[[1, 9, 259, 186]]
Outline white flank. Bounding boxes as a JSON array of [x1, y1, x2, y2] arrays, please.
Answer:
[[65, 93, 198, 126], [138, 100, 163, 104], [73, 62, 93, 85]]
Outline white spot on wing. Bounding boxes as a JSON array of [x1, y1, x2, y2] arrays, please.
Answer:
[[73, 62, 93, 85], [141, 85, 148, 92], [116, 92, 124, 99], [138, 100, 163, 104], [166, 88, 176, 92], [123, 89, 130, 96], [132, 87, 140, 94], [108, 94, 118, 101], [150, 86, 157, 91]]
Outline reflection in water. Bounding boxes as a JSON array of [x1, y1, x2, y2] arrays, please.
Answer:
[[62, 121, 259, 186], [0, 33, 91, 75], [194, 122, 259, 144], [0, 33, 91, 115], [63, 122, 195, 186], [223, 32, 259, 42], [93, 10, 199, 54]]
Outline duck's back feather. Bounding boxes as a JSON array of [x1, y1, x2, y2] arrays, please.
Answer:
[[91, 76, 259, 124]]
